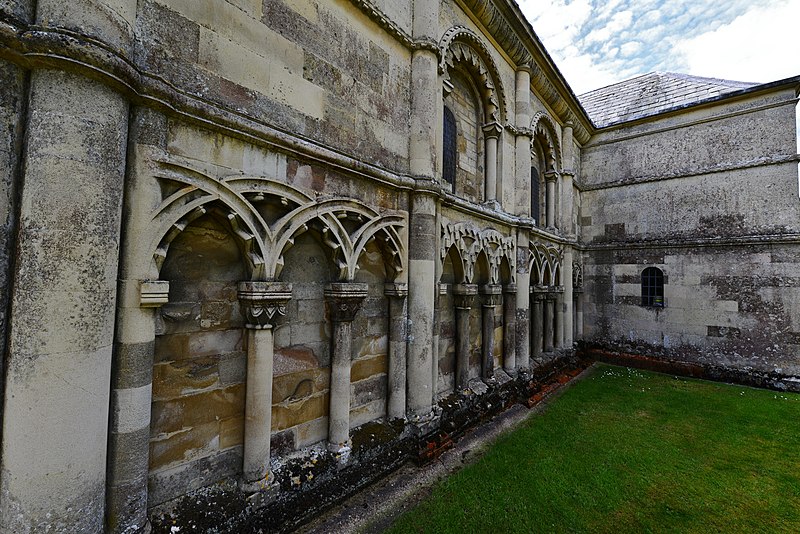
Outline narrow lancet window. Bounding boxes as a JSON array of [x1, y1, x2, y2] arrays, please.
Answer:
[[443, 107, 457, 188]]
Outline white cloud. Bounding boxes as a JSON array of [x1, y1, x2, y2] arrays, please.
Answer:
[[674, 1, 800, 83], [518, 0, 799, 94], [619, 41, 642, 56]]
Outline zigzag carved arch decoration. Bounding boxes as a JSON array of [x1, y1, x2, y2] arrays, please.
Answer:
[[441, 222, 515, 285], [530, 111, 562, 172], [528, 241, 562, 287], [439, 25, 508, 124], [147, 159, 406, 282]]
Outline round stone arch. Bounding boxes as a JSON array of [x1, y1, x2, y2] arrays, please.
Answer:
[[439, 26, 507, 124], [439, 26, 508, 203], [530, 112, 561, 172]]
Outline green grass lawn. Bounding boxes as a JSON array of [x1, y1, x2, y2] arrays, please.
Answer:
[[388, 364, 800, 533]]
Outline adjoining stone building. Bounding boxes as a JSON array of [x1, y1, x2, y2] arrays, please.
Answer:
[[0, 0, 797, 532]]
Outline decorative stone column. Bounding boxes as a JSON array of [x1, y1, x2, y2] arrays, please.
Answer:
[[325, 283, 368, 453], [453, 284, 477, 390], [483, 122, 503, 205], [238, 281, 292, 489], [106, 280, 168, 534], [555, 288, 565, 349], [502, 283, 517, 374], [385, 283, 408, 420], [480, 284, 502, 380], [545, 170, 558, 230], [544, 294, 555, 352], [531, 288, 545, 360]]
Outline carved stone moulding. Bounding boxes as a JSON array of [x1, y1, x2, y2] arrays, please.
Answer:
[[325, 282, 369, 323], [140, 280, 169, 307], [238, 281, 293, 329], [453, 283, 478, 309], [384, 282, 409, 298]]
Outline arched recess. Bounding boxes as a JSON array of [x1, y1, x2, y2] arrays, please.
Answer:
[[114, 158, 410, 508], [472, 251, 492, 379], [439, 26, 507, 203], [149, 209, 249, 507], [530, 113, 562, 228], [440, 26, 507, 124], [438, 245, 466, 395]]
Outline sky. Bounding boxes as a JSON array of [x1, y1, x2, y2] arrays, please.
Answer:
[[517, 0, 800, 95]]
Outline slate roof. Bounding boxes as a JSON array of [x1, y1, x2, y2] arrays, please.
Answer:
[[579, 72, 759, 128]]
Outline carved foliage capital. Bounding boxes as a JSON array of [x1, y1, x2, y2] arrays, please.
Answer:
[[325, 283, 368, 323], [453, 283, 478, 309], [238, 281, 292, 329]]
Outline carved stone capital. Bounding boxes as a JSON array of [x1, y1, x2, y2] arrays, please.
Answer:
[[503, 283, 517, 295], [238, 281, 292, 330], [453, 283, 478, 309], [482, 121, 503, 139], [140, 280, 169, 308], [544, 170, 560, 182], [480, 284, 502, 306], [384, 282, 409, 298], [325, 283, 368, 323]]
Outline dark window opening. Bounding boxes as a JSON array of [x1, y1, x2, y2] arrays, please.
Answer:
[[641, 267, 665, 307], [531, 166, 540, 223], [443, 107, 457, 188]]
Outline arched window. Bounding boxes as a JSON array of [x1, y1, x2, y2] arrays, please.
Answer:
[[443, 106, 457, 189], [531, 166, 540, 222], [641, 267, 665, 307]]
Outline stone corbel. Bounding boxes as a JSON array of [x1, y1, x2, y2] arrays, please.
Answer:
[[139, 280, 169, 307]]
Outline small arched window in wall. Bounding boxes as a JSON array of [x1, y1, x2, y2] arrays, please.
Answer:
[[641, 267, 665, 307], [443, 106, 457, 189], [530, 166, 540, 222]]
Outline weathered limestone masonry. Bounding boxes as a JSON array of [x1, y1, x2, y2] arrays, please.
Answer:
[[0, 0, 797, 532]]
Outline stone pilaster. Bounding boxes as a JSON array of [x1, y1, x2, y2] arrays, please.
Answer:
[[453, 284, 477, 390], [385, 283, 409, 420], [575, 288, 584, 340], [106, 280, 168, 534], [562, 251, 574, 347], [406, 188, 438, 418], [238, 281, 292, 489], [325, 283, 368, 453], [480, 284, 502, 380], [555, 288, 565, 349], [516, 230, 531, 372], [502, 283, 517, 374], [514, 64, 532, 217], [483, 122, 503, 205], [1, 70, 129, 533]]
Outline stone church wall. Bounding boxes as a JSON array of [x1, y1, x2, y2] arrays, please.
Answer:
[[581, 88, 800, 387]]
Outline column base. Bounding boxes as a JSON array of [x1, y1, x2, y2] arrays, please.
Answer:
[[327, 441, 352, 463], [136, 520, 152, 534], [239, 472, 277, 494], [407, 406, 442, 436]]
